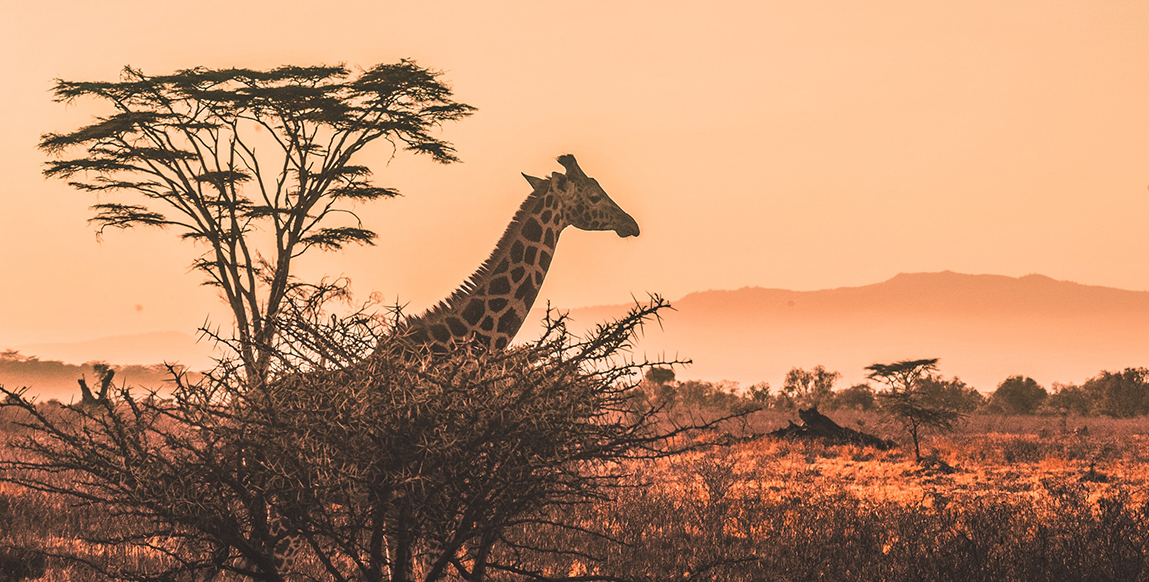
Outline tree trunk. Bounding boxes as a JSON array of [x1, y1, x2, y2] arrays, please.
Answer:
[[367, 488, 392, 582], [390, 496, 413, 582], [909, 420, 922, 461]]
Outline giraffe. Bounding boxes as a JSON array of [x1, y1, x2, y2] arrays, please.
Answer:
[[258, 154, 639, 577], [392, 153, 640, 354]]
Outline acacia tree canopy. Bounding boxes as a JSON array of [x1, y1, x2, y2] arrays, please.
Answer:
[[864, 359, 939, 395], [40, 62, 475, 381], [866, 358, 963, 461]]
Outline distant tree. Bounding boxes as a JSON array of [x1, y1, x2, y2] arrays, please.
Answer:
[[76, 363, 114, 407], [641, 367, 679, 408], [1048, 383, 1094, 416], [780, 365, 840, 409], [919, 374, 985, 413], [866, 358, 963, 462], [676, 380, 745, 410], [991, 376, 1048, 415], [39, 63, 474, 384], [1082, 368, 1149, 418], [747, 382, 771, 404], [644, 366, 676, 386], [0, 352, 187, 399], [829, 383, 877, 411]]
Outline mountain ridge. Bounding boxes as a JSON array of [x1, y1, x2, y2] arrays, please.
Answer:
[[544, 271, 1149, 392], [15, 331, 215, 369], [6, 272, 1148, 398]]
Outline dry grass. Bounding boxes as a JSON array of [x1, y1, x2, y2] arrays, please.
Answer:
[[735, 411, 1149, 505], [498, 411, 1149, 581]]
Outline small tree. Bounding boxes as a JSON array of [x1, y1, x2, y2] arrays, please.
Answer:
[[747, 382, 771, 404], [991, 376, 1048, 415], [866, 358, 963, 461], [39, 63, 474, 383], [780, 366, 840, 410]]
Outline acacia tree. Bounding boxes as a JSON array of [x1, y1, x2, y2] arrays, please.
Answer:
[[39, 62, 474, 383], [865, 358, 963, 461]]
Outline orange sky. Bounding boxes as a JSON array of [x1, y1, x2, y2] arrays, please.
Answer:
[[1, 1, 1147, 351]]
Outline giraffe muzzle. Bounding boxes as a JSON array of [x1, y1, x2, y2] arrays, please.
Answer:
[[614, 213, 640, 238]]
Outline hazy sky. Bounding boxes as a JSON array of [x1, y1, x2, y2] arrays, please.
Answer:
[[1, 1, 1147, 348]]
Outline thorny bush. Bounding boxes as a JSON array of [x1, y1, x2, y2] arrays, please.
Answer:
[[0, 296, 741, 581]]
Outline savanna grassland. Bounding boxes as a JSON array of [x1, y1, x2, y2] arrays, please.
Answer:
[[3, 405, 1149, 581], [518, 410, 1149, 581]]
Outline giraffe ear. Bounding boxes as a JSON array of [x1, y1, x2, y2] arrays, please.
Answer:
[[522, 173, 545, 190]]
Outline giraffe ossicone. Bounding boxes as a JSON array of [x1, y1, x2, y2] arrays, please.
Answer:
[[395, 154, 639, 354]]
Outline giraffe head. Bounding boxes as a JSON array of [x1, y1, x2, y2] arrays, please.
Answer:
[[522, 155, 640, 238]]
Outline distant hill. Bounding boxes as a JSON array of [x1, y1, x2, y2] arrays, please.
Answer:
[[8, 272, 1147, 399], [537, 272, 1149, 392], [0, 351, 190, 403], [16, 331, 215, 369]]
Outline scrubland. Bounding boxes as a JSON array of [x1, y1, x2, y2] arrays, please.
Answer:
[[496, 411, 1149, 581], [2, 407, 1148, 581]]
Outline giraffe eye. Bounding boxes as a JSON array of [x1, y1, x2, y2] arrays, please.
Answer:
[[589, 195, 601, 203]]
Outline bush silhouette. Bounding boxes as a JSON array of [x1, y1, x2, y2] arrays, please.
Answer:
[[991, 376, 1048, 415], [0, 298, 741, 580]]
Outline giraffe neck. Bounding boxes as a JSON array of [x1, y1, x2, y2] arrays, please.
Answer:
[[405, 182, 564, 351]]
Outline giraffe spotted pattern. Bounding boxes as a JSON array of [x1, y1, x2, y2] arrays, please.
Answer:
[[393, 154, 639, 354]]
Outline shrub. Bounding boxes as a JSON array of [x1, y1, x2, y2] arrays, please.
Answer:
[[1048, 383, 1094, 416], [920, 374, 985, 413], [992, 376, 1048, 415], [0, 548, 46, 582], [828, 383, 877, 411]]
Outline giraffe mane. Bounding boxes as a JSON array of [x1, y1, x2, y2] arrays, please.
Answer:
[[415, 176, 553, 322]]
